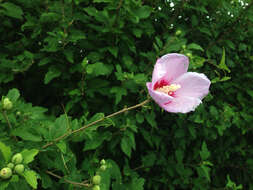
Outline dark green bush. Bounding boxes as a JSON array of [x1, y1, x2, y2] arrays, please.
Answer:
[[0, 0, 253, 189]]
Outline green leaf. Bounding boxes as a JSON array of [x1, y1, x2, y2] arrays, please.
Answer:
[[12, 128, 42, 142], [200, 141, 210, 160], [135, 5, 152, 19], [175, 149, 184, 163], [121, 136, 132, 157], [21, 149, 39, 164], [218, 48, 231, 73], [86, 62, 113, 76], [23, 170, 38, 189], [187, 43, 204, 52], [0, 2, 23, 19], [7, 88, 20, 102], [44, 67, 61, 84], [56, 141, 67, 154], [108, 47, 118, 58], [110, 87, 127, 105], [50, 115, 69, 139], [0, 141, 12, 162], [64, 49, 74, 63], [40, 12, 61, 23]]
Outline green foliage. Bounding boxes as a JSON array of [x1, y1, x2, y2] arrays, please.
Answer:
[[0, 0, 253, 189]]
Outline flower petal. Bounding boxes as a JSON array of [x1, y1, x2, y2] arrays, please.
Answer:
[[162, 96, 202, 113], [173, 72, 211, 99], [146, 82, 173, 106], [152, 53, 189, 89]]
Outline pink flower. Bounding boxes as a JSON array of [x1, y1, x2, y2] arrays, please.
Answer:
[[146, 53, 211, 113]]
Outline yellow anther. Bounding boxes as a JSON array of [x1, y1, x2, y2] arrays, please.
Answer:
[[156, 84, 181, 94]]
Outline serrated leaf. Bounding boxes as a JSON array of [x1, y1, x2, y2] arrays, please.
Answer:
[[44, 67, 61, 84], [21, 149, 39, 164], [86, 62, 113, 76], [23, 170, 38, 189], [7, 88, 20, 102], [175, 149, 184, 163], [121, 136, 132, 157], [188, 43, 204, 51], [12, 128, 42, 142], [50, 115, 69, 139], [218, 48, 230, 73], [0, 2, 23, 19], [135, 5, 152, 19], [56, 141, 67, 153], [200, 141, 210, 160], [110, 87, 127, 105], [0, 141, 12, 163]]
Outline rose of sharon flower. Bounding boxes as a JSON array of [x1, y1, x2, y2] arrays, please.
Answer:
[[146, 53, 211, 113]]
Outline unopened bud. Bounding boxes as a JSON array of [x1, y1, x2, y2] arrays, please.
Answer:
[[7, 163, 14, 169], [175, 30, 182, 36], [12, 153, 23, 164], [3, 98, 13, 110], [92, 175, 101, 185], [14, 164, 24, 175], [0, 168, 12, 179], [100, 159, 106, 165], [92, 185, 100, 190], [100, 165, 107, 171]]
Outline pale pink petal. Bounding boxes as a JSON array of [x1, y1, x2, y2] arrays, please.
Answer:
[[162, 96, 202, 113], [172, 72, 211, 99], [152, 53, 189, 89], [146, 82, 173, 106]]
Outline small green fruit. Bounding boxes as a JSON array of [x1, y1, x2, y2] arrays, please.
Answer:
[[92, 175, 101, 185], [3, 98, 13, 110], [7, 163, 14, 169], [0, 168, 12, 179], [186, 53, 192, 58], [12, 153, 23, 164], [14, 164, 24, 175], [182, 45, 186, 49], [100, 165, 107, 171], [100, 159, 106, 165], [175, 30, 182, 36], [92, 185, 100, 190]]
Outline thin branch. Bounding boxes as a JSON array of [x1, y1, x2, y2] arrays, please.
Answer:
[[46, 170, 90, 188], [42, 98, 151, 149]]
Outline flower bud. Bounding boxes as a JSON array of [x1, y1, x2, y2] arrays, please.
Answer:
[[3, 98, 13, 110], [92, 175, 101, 185], [92, 185, 100, 190], [14, 164, 24, 175], [0, 168, 12, 179], [175, 30, 182, 36], [186, 53, 192, 58], [100, 159, 106, 165], [100, 165, 107, 171], [7, 163, 14, 169], [182, 45, 186, 49], [12, 153, 23, 164]]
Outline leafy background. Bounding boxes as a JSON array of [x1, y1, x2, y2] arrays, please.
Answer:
[[0, 0, 253, 189]]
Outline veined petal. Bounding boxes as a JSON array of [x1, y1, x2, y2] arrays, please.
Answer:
[[162, 96, 202, 113], [152, 53, 189, 89], [146, 82, 173, 106], [172, 72, 211, 99]]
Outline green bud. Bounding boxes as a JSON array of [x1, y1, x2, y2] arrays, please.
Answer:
[[100, 165, 107, 171], [100, 159, 106, 165], [12, 153, 23, 164], [3, 98, 13, 110], [182, 45, 186, 49], [16, 111, 21, 116], [7, 163, 14, 169], [92, 185, 100, 190], [0, 168, 12, 179], [14, 164, 24, 175], [92, 175, 101, 185], [186, 53, 192, 58], [175, 30, 182, 36]]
